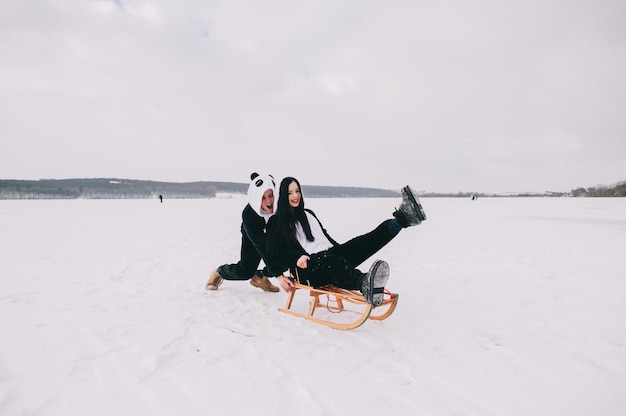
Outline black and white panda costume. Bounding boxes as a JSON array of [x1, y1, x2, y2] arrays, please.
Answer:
[[217, 173, 283, 281]]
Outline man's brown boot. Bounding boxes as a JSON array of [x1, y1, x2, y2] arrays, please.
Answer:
[[250, 275, 279, 292], [205, 269, 223, 290]]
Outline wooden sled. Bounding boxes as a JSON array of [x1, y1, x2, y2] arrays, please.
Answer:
[[278, 282, 399, 330]]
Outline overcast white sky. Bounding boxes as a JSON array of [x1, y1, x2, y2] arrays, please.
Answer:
[[1, 0, 624, 193]]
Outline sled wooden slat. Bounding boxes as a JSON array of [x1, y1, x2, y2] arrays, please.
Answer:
[[278, 282, 399, 330]]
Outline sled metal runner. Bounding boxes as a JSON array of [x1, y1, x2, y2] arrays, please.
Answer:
[[278, 282, 399, 330]]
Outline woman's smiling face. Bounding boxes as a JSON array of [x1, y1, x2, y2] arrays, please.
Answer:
[[287, 180, 301, 208]]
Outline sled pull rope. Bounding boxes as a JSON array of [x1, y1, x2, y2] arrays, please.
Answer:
[[325, 294, 343, 313]]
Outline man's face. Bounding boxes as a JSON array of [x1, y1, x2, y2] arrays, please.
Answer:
[[260, 189, 275, 214]]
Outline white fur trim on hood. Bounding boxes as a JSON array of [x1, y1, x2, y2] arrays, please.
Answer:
[[247, 172, 276, 219]]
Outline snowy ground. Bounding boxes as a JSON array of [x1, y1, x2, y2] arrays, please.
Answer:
[[1, 196, 625, 415]]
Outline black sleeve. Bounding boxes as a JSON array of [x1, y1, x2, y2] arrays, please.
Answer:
[[241, 206, 283, 276], [265, 216, 307, 271]]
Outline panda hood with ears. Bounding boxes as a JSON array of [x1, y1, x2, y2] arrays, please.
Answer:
[[247, 172, 276, 220]]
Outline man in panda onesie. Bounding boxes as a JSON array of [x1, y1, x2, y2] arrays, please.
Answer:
[[205, 173, 282, 292]]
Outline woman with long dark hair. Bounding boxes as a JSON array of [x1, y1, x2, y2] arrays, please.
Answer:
[[266, 177, 426, 306]]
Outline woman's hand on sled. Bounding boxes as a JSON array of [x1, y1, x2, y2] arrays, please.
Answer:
[[277, 274, 296, 292], [296, 255, 310, 269]]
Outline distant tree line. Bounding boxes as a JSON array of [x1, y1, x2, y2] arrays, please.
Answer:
[[570, 180, 626, 197], [1, 178, 624, 199], [418, 179, 626, 198], [0, 179, 218, 200]]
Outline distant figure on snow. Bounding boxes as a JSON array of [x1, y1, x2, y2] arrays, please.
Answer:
[[159, 194, 163, 203]]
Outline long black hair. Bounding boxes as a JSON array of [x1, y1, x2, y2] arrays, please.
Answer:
[[266, 177, 314, 257]]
